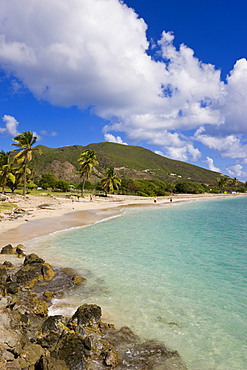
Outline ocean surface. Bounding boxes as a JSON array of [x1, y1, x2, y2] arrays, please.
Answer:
[[27, 196, 247, 369]]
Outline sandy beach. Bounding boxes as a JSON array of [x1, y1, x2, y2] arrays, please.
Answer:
[[1, 192, 245, 248]]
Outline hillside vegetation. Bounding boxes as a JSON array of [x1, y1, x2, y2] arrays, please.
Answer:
[[35, 142, 224, 186]]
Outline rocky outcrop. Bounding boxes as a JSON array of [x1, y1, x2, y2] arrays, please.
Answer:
[[0, 246, 187, 369]]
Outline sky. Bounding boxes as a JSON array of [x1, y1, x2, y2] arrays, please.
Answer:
[[0, 0, 247, 181]]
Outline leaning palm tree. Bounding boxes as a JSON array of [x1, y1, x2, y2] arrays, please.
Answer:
[[0, 150, 15, 194], [101, 166, 121, 195], [11, 131, 41, 195], [77, 149, 98, 196]]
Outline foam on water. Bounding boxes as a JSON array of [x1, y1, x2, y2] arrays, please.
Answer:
[[27, 196, 247, 369]]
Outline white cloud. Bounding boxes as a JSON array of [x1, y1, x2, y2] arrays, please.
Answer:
[[194, 127, 247, 159], [0, 0, 247, 177], [104, 133, 128, 145], [155, 150, 165, 156], [0, 115, 19, 136], [226, 164, 247, 179], [41, 130, 58, 137], [204, 157, 221, 173]]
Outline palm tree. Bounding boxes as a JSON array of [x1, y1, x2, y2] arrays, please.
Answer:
[[101, 166, 121, 195], [218, 177, 228, 192], [77, 149, 98, 196], [0, 151, 15, 194], [11, 131, 41, 195]]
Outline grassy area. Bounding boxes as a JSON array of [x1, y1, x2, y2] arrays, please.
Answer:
[[0, 202, 18, 210]]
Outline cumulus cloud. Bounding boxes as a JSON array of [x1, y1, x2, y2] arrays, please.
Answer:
[[194, 127, 247, 159], [226, 164, 247, 179], [0, 115, 19, 136], [0, 0, 247, 175], [204, 157, 221, 173], [104, 133, 128, 145]]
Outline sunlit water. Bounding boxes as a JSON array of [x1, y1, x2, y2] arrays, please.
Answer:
[[26, 196, 247, 369]]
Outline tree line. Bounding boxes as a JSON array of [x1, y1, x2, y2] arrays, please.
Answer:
[[0, 131, 246, 196]]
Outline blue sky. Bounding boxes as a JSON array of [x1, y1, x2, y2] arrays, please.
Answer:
[[0, 0, 247, 181]]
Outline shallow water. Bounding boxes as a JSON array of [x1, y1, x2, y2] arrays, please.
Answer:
[[27, 196, 247, 369]]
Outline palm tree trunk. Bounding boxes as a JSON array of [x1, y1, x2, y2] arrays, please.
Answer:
[[23, 162, 27, 196], [81, 177, 86, 197]]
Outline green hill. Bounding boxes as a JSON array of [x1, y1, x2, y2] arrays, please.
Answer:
[[34, 142, 225, 186]]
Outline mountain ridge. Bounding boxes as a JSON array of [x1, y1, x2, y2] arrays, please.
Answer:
[[34, 142, 226, 186]]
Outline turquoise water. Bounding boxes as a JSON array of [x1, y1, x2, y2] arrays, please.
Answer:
[[28, 197, 247, 369]]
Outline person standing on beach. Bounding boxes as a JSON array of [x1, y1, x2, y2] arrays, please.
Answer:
[[154, 197, 157, 204]]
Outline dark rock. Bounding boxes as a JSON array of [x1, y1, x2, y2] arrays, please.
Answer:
[[52, 332, 88, 370], [15, 260, 55, 286], [35, 354, 69, 370], [39, 316, 70, 349], [42, 315, 68, 335], [1, 244, 14, 254], [68, 304, 102, 330], [71, 275, 86, 285], [5, 282, 19, 295], [16, 245, 25, 257], [24, 253, 44, 265], [3, 261, 13, 268]]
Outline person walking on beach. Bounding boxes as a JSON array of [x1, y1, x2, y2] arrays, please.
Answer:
[[154, 197, 157, 204]]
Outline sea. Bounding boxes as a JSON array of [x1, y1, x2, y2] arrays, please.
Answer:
[[26, 196, 247, 370]]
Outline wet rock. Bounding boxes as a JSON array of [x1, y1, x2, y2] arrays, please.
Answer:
[[3, 261, 13, 269], [24, 253, 44, 265], [1, 244, 14, 255], [68, 304, 102, 330], [71, 275, 86, 285], [16, 244, 25, 258], [15, 255, 56, 287]]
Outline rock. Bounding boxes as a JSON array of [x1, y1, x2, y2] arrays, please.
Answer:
[[15, 245, 25, 257], [0, 264, 7, 277], [32, 298, 49, 317], [43, 291, 54, 301], [15, 257, 56, 287], [24, 253, 44, 265], [104, 349, 120, 367], [35, 354, 69, 370], [18, 342, 45, 369], [71, 275, 86, 285], [1, 244, 14, 255], [42, 315, 68, 336], [0, 194, 10, 202], [51, 332, 88, 370], [68, 304, 102, 330], [5, 282, 19, 295], [3, 261, 13, 268]]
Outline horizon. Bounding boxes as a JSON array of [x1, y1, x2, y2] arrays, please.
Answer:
[[0, 0, 247, 181]]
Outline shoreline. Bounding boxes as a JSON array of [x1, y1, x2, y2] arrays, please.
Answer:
[[1, 192, 246, 247]]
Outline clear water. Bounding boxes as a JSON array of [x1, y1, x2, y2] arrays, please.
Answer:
[[27, 197, 247, 370]]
